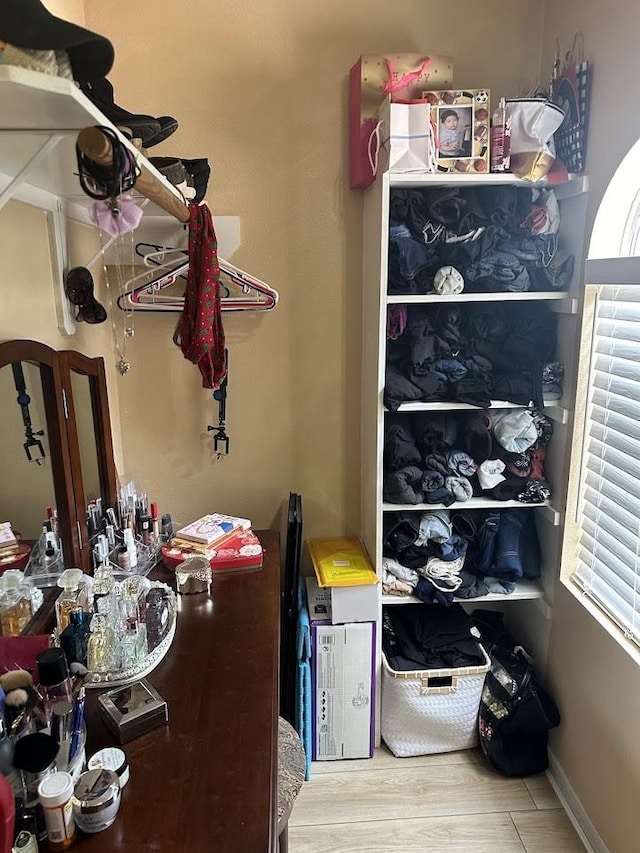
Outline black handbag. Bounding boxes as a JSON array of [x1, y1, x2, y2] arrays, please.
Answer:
[[478, 644, 560, 777]]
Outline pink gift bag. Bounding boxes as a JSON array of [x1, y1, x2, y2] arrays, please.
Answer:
[[349, 53, 454, 189]]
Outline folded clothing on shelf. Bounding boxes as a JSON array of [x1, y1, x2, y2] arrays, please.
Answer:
[[384, 301, 559, 411], [382, 507, 541, 601], [387, 185, 574, 296], [382, 409, 552, 507]]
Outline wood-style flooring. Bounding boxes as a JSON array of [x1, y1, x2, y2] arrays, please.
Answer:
[[289, 747, 586, 852]]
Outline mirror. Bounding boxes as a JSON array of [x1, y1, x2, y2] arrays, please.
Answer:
[[0, 360, 57, 539], [0, 340, 117, 577]]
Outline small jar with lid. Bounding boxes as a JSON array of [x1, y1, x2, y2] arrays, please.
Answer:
[[72, 768, 121, 833]]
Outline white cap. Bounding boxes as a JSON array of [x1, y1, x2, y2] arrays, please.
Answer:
[[38, 771, 74, 808]]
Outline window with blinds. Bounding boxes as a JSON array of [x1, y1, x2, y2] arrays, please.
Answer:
[[573, 284, 640, 643]]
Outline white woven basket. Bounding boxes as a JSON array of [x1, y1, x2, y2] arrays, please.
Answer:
[[381, 646, 491, 757]]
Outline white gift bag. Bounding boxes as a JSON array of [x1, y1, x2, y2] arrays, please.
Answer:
[[371, 101, 437, 175]]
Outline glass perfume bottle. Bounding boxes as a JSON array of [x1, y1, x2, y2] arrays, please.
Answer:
[[87, 614, 118, 673], [0, 571, 33, 636], [55, 569, 85, 633], [120, 619, 143, 669]]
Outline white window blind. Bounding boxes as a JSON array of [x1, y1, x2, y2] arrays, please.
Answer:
[[573, 284, 640, 643]]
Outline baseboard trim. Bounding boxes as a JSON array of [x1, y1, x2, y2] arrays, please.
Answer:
[[547, 750, 608, 853]]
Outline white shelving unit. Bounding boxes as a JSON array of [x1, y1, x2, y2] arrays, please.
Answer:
[[362, 168, 588, 739], [0, 66, 241, 334]]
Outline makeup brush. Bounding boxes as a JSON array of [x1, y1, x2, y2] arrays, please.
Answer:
[[4, 689, 28, 736], [0, 671, 33, 694]]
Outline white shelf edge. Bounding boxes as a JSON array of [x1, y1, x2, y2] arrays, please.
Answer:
[[382, 579, 546, 606], [387, 171, 587, 193], [389, 399, 568, 422], [382, 499, 560, 525], [386, 292, 572, 304]]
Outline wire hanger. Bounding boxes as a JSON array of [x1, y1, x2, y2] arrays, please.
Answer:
[[117, 241, 279, 313]]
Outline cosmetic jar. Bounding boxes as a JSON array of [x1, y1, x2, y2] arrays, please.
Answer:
[[88, 747, 129, 789], [38, 771, 76, 850], [174, 556, 211, 595], [72, 768, 121, 833]]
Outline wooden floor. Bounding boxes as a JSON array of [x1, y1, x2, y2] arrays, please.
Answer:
[[289, 747, 586, 852]]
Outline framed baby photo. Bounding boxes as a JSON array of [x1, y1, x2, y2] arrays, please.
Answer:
[[421, 89, 491, 173]]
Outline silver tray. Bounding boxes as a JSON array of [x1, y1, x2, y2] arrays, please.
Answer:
[[84, 582, 177, 689]]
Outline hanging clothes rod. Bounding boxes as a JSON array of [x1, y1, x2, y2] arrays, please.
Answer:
[[76, 126, 191, 223]]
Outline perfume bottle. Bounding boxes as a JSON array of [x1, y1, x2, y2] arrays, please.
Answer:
[[120, 619, 143, 668], [0, 571, 33, 636], [55, 568, 85, 633], [87, 614, 118, 673]]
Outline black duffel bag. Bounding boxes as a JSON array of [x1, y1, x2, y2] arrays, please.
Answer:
[[478, 644, 560, 777]]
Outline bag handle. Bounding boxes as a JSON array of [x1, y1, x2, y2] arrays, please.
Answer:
[[383, 58, 432, 94], [367, 119, 383, 178]]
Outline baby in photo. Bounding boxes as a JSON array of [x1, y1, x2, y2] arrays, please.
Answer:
[[438, 107, 472, 157]]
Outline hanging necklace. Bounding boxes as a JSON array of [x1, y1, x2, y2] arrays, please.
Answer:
[[98, 223, 137, 375]]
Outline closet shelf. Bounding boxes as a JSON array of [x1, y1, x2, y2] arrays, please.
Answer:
[[388, 399, 568, 422], [382, 579, 546, 606], [383, 499, 560, 525], [0, 65, 184, 222], [389, 173, 588, 197], [387, 292, 572, 304]]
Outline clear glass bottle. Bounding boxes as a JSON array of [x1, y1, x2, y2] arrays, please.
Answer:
[[87, 614, 118, 673], [55, 568, 84, 633], [120, 619, 142, 669], [0, 571, 32, 636]]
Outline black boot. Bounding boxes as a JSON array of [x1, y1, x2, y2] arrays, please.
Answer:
[[79, 78, 178, 148]]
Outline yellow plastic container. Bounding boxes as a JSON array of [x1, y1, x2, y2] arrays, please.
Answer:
[[307, 538, 377, 587]]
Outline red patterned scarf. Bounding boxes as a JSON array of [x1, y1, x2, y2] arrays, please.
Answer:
[[177, 203, 226, 389]]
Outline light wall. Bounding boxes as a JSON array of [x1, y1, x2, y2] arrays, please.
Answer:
[[540, 3, 640, 850], [82, 0, 543, 534]]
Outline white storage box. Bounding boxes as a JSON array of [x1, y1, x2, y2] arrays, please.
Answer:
[[305, 575, 378, 625], [311, 621, 375, 760], [381, 646, 491, 757]]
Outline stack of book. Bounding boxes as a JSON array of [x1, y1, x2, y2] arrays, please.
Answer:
[[0, 522, 31, 571], [161, 513, 263, 573]]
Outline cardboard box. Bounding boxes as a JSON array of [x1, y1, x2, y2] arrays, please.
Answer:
[[310, 619, 376, 761], [305, 575, 378, 625]]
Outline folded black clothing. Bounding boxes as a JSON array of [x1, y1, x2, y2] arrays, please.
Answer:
[[412, 412, 458, 453], [383, 514, 420, 556], [384, 365, 424, 411], [383, 467, 423, 504], [455, 376, 493, 408], [423, 486, 456, 506], [383, 603, 485, 671], [421, 469, 445, 493], [385, 417, 421, 470], [399, 541, 438, 570], [424, 452, 450, 478], [408, 368, 449, 400]]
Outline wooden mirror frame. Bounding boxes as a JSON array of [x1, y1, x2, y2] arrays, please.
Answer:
[[0, 339, 117, 573]]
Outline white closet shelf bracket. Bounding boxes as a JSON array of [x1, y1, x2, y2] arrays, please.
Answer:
[[0, 131, 65, 211]]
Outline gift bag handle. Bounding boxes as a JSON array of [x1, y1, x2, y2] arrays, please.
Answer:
[[367, 119, 383, 178]]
